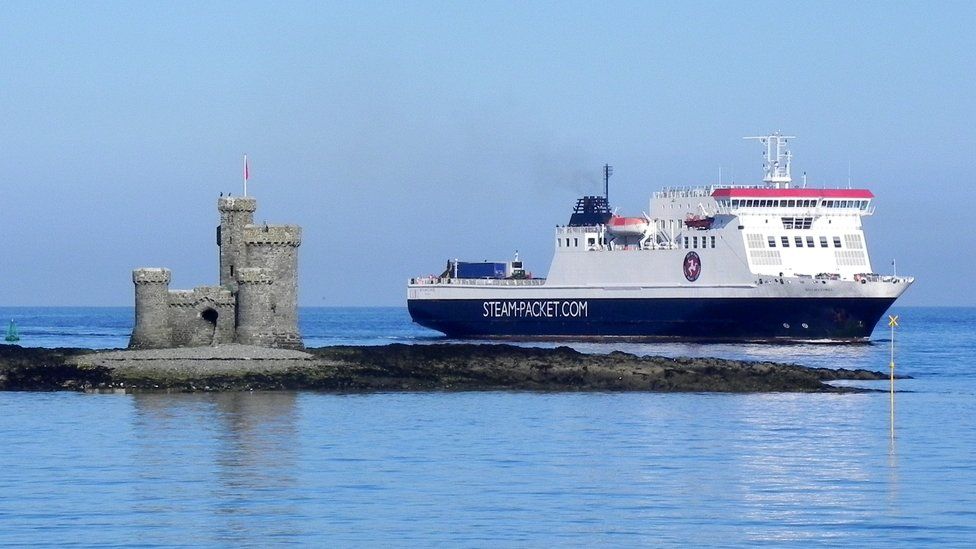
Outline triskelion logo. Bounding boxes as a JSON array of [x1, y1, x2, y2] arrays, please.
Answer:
[[683, 252, 701, 282]]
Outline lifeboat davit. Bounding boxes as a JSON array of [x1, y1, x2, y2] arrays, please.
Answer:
[[607, 215, 649, 236]]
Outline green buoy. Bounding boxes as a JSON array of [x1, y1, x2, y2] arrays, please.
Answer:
[[5, 320, 20, 342]]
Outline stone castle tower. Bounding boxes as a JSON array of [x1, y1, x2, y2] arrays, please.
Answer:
[[129, 196, 303, 349]]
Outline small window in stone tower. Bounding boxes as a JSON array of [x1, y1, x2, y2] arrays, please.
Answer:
[[230, 265, 234, 276]]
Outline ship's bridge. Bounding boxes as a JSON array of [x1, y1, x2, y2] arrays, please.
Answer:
[[711, 188, 875, 216]]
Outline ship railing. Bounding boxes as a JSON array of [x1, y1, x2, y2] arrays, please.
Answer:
[[555, 225, 600, 234], [853, 273, 914, 284], [653, 184, 762, 199], [409, 276, 548, 286], [717, 205, 876, 216]]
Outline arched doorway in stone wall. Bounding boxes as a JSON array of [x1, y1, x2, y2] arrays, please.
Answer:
[[201, 307, 219, 345]]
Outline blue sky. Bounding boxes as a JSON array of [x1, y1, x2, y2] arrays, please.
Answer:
[[1, 1, 973, 306]]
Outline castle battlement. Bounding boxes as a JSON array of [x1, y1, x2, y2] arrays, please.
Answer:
[[167, 287, 235, 307], [243, 225, 302, 247], [129, 195, 303, 350], [133, 268, 172, 284], [217, 196, 257, 212]]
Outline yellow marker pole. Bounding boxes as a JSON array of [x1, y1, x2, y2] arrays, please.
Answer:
[[888, 315, 899, 442]]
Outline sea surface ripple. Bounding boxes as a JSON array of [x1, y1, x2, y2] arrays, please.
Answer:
[[0, 306, 974, 546]]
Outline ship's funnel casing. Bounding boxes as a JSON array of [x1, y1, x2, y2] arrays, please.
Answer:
[[568, 196, 612, 227]]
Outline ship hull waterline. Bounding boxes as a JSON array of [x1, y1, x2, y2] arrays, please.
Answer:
[[408, 296, 897, 342]]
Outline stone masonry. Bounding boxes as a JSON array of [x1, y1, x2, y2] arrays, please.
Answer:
[[129, 196, 303, 349]]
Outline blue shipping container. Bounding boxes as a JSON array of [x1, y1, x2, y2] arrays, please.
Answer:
[[456, 262, 507, 279]]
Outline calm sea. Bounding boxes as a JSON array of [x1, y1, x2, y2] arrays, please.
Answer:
[[1, 306, 974, 546]]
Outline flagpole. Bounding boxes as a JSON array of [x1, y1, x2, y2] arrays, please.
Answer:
[[243, 154, 248, 197]]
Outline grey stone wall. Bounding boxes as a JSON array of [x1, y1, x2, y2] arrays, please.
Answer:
[[167, 287, 235, 347]]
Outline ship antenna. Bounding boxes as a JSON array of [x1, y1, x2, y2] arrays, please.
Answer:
[[603, 164, 613, 202], [744, 132, 796, 189]]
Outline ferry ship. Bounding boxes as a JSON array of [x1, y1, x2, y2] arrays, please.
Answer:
[[407, 133, 913, 341]]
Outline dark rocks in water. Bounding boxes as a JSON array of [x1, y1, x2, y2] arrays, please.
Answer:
[[0, 343, 905, 393], [0, 345, 109, 391]]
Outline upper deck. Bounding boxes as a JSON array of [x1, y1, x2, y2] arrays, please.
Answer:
[[410, 132, 909, 287]]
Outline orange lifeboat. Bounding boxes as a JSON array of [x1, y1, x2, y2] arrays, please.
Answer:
[[607, 215, 649, 236], [684, 214, 715, 230]]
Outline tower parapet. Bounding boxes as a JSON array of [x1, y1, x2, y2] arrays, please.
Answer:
[[243, 225, 302, 247], [130, 268, 172, 349]]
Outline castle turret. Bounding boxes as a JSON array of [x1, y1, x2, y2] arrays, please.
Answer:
[[235, 268, 275, 346], [217, 196, 257, 289], [243, 224, 303, 349], [130, 268, 172, 349]]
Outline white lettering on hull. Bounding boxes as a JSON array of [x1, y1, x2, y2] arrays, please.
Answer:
[[482, 300, 589, 318]]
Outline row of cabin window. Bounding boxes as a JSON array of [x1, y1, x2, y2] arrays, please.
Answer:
[[558, 237, 581, 248], [768, 235, 843, 249], [683, 236, 716, 249], [729, 199, 869, 209]]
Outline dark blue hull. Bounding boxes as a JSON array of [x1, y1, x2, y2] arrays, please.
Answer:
[[407, 297, 897, 341]]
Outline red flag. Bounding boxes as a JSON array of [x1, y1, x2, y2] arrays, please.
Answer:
[[244, 154, 249, 181]]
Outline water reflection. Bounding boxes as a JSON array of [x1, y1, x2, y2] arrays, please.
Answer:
[[627, 392, 893, 545], [130, 392, 301, 545]]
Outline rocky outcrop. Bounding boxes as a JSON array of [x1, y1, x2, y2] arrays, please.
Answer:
[[0, 343, 901, 393]]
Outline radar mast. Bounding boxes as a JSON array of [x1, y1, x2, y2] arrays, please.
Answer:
[[744, 132, 796, 188]]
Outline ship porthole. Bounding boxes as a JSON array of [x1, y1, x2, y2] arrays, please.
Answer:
[[801, 323, 809, 329], [783, 323, 790, 329]]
